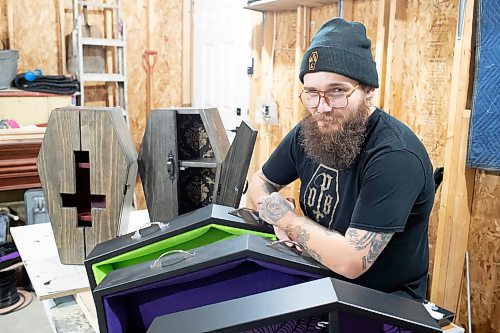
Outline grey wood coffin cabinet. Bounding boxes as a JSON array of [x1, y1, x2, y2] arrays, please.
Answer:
[[37, 107, 138, 264], [138, 108, 257, 222]]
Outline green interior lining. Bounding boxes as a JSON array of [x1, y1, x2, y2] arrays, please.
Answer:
[[92, 224, 276, 285]]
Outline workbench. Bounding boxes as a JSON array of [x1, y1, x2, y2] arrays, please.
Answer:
[[10, 210, 150, 333]]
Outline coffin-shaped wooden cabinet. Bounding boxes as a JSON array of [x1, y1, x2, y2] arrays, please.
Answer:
[[93, 234, 331, 333], [138, 108, 257, 222], [37, 107, 137, 264]]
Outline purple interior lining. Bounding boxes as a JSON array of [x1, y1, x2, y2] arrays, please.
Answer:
[[0, 251, 20, 263], [103, 258, 322, 333]]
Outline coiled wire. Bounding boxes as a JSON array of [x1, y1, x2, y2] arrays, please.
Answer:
[[0, 270, 20, 308]]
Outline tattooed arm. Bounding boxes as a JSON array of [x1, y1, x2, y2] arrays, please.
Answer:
[[259, 192, 394, 279], [248, 169, 286, 209], [248, 170, 298, 245]]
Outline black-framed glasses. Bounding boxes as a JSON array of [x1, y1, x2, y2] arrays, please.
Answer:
[[299, 84, 360, 109]]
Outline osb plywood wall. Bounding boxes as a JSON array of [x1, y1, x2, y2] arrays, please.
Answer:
[[0, 0, 184, 209], [458, 171, 500, 332], [248, 1, 499, 332], [381, 0, 457, 290]]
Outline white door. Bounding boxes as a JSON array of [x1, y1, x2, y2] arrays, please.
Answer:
[[193, 0, 252, 140]]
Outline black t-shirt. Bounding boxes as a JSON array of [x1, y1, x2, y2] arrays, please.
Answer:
[[262, 108, 435, 301]]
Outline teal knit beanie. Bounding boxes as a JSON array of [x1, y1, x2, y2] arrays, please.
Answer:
[[299, 18, 379, 88]]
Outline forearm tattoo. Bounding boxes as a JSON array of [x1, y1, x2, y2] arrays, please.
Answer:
[[345, 229, 393, 271], [262, 182, 277, 195], [285, 219, 322, 263], [259, 192, 293, 225], [259, 171, 285, 194]]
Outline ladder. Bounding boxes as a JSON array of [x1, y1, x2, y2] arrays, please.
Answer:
[[71, 0, 128, 123]]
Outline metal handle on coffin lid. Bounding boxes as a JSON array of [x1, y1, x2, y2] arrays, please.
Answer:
[[265, 240, 310, 258], [131, 221, 170, 240], [150, 250, 196, 269], [229, 207, 261, 223], [166, 151, 176, 182]]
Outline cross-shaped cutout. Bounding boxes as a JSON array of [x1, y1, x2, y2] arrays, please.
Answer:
[[61, 151, 106, 228]]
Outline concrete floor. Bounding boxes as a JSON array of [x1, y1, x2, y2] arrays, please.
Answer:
[[1, 292, 53, 333], [1, 292, 94, 333]]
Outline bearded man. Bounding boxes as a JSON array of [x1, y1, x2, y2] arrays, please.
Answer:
[[248, 18, 435, 302]]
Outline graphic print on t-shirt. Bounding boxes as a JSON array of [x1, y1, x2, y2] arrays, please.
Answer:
[[302, 164, 339, 228]]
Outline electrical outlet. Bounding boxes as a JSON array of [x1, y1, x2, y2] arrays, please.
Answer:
[[254, 96, 278, 125]]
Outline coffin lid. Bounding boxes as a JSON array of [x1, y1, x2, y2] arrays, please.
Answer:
[[86, 204, 273, 263], [214, 120, 257, 208], [93, 234, 330, 296], [147, 277, 442, 333]]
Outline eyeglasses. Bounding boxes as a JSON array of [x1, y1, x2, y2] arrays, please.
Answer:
[[299, 84, 360, 109]]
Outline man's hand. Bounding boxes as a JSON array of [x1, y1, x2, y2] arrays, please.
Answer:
[[258, 192, 294, 226]]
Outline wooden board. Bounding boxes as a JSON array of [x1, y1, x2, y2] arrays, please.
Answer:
[[37, 109, 83, 264], [10, 223, 90, 300], [430, 0, 475, 311], [182, 0, 192, 107], [268, 11, 296, 203], [80, 108, 137, 253], [457, 170, 500, 333], [75, 291, 99, 333], [199, 108, 230, 163], [246, 11, 264, 209], [245, 0, 333, 12], [216, 121, 257, 207], [0, 1, 6, 49], [138, 109, 178, 222], [0, 128, 45, 142], [373, 0, 391, 108], [9, 209, 150, 304]]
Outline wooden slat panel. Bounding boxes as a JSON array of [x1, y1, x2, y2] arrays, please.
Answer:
[[199, 108, 230, 164], [6, 0, 14, 49], [245, 0, 333, 12], [383, 0, 406, 117], [373, 0, 391, 108], [37, 109, 83, 264], [268, 11, 295, 202], [182, 0, 192, 107], [138, 109, 178, 222], [216, 121, 257, 207], [288, 5, 310, 211], [246, 11, 264, 208], [107, 107, 138, 235], [431, 0, 475, 311], [80, 108, 134, 254]]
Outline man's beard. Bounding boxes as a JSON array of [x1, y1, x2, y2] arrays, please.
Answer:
[[300, 101, 370, 170]]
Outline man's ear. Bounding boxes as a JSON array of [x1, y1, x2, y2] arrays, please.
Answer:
[[365, 86, 375, 98], [364, 86, 376, 105]]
